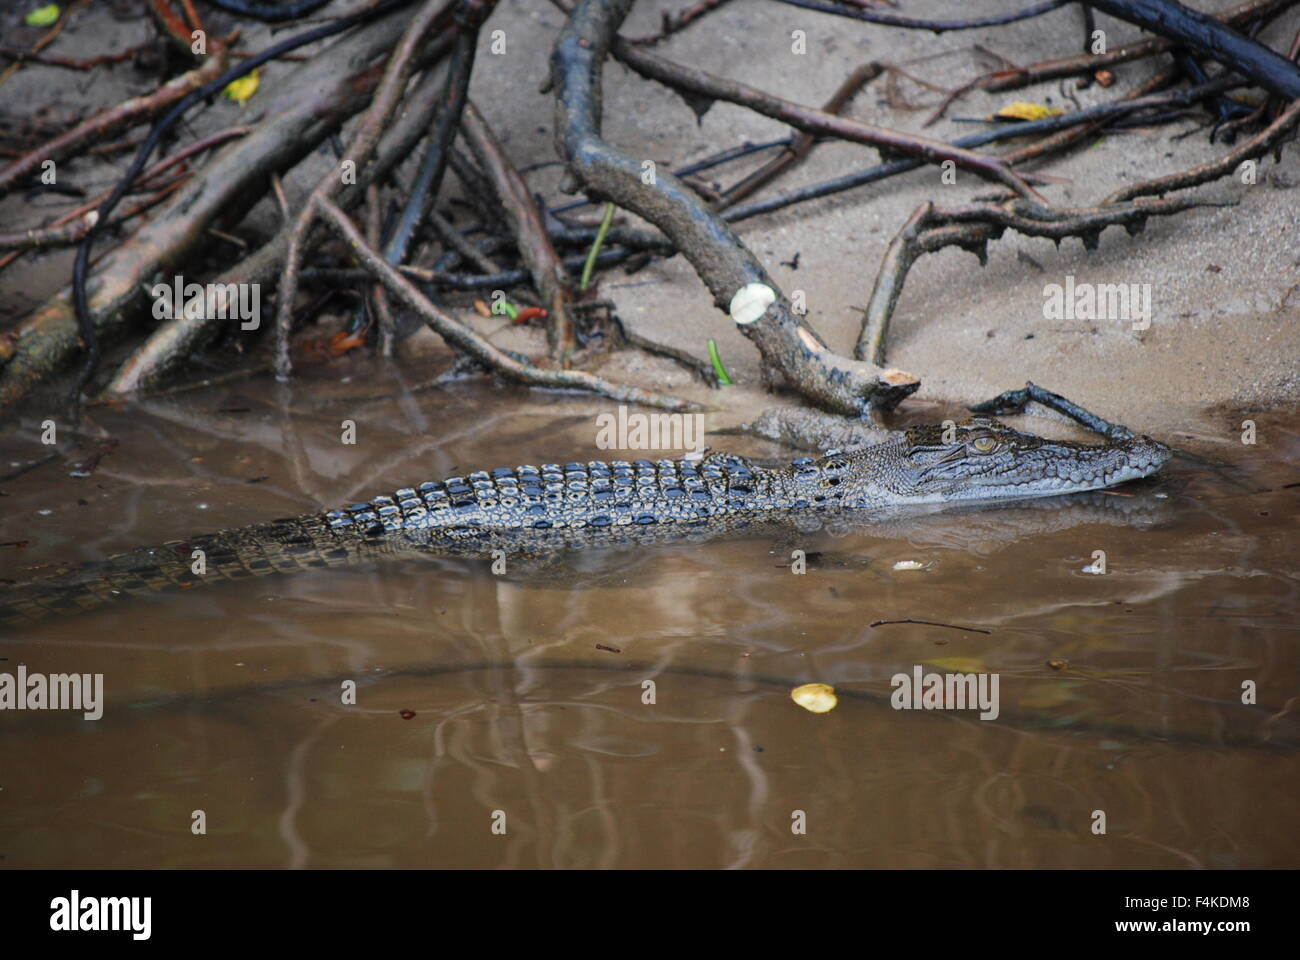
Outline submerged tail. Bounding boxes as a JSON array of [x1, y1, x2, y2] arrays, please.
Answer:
[[0, 513, 391, 628]]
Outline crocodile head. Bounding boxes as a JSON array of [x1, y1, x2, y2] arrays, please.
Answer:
[[828, 416, 1171, 505]]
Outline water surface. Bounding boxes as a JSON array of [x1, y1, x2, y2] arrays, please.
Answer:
[[1, 377, 1296, 868]]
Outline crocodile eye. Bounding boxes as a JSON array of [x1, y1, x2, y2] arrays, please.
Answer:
[[971, 436, 997, 453]]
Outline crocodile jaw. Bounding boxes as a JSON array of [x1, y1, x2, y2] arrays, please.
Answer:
[[926, 434, 1172, 502], [830, 422, 1173, 506]]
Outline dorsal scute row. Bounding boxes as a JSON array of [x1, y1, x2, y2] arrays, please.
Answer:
[[319, 453, 816, 534]]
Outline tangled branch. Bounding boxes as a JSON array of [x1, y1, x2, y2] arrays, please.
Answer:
[[553, 0, 920, 414]]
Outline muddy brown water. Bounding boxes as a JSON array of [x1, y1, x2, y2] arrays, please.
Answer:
[[0, 376, 1296, 869]]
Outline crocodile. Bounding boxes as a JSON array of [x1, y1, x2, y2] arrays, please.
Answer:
[[0, 416, 1171, 625]]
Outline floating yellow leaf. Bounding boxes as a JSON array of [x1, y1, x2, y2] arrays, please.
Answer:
[[25, 4, 61, 26], [791, 682, 837, 714], [223, 70, 260, 107], [922, 656, 988, 674], [993, 100, 1063, 122]]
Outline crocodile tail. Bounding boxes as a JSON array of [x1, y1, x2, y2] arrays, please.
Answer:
[[0, 513, 387, 628]]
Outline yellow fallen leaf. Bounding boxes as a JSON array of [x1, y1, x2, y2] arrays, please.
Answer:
[[791, 682, 837, 714], [994, 100, 1063, 122], [25, 4, 61, 26], [922, 656, 988, 674], [223, 70, 260, 107]]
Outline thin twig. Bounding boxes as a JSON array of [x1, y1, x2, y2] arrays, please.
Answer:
[[429, 210, 502, 274], [969, 381, 1137, 440], [0, 43, 144, 70], [0, 211, 99, 251], [1105, 96, 1300, 202], [274, 0, 463, 380], [924, 0, 1293, 124], [365, 183, 397, 353], [624, 0, 735, 45], [723, 73, 1237, 224], [315, 197, 703, 411], [0, 50, 231, 200], [869, 618, 992, 635], [610, 36, 1048, 201], [772, 0, 1070, 32], [1087, 0, 1300, 100], [382, 12, 480, 267], [461, 99, 576, 362], [714, 63, 882, 210]]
